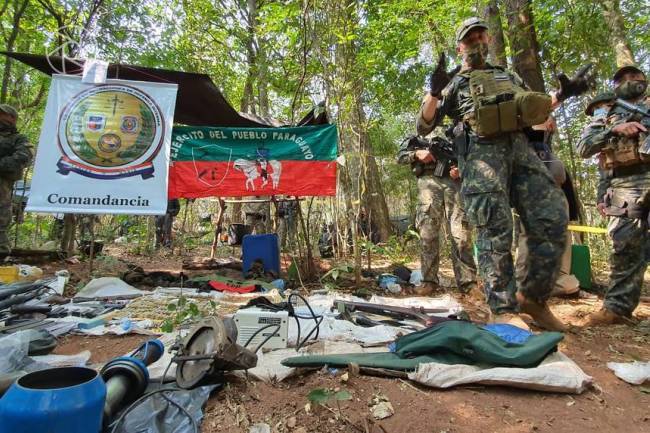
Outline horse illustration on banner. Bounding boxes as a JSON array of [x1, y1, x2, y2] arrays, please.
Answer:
[[233, 157, 282, 191]]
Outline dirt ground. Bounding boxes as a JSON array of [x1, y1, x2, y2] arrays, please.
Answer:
[[49, 247, 650, 433]]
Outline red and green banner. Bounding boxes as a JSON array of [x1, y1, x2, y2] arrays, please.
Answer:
[[169, 124, 338, 198]]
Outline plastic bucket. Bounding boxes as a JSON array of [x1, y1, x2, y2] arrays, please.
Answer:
[[0, 366, 106, 433]]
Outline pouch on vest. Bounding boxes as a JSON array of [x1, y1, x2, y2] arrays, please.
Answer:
[[515, 92, 552, 127], [469, 69, 551, 137], [470, 70, 517, 137], [602, 116, 650, 168], [604, 187, 648, 219]]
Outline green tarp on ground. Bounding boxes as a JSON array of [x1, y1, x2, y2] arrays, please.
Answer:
[[282, 320, 564, 371]]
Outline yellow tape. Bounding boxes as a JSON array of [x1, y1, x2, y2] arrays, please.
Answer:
[[567, 224, 608, 234]]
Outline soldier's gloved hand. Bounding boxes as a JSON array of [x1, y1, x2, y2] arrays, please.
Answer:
[[449, 166, 460, 180], [555, 63, 595, 101], [415, 149, 435, 163], [612, 121, 647, 137], [429, 53, 460, 98]]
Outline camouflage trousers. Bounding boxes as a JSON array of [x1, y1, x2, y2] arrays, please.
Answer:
[[416, 175, 477, 292], [0, 179, 12, 253], [603, 173, 650, 317], [460, 133, 568, 314], [515, 201, 576, 295], [155, 214, 174, 248], [277, 215, 297, 250]]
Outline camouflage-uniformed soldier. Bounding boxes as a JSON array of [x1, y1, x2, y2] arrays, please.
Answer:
[[155, 199, 181, 248], [584, 92, 616, 216], [417, 17, 591, 330], [0, 104, 32, 254], [276, 198, 298, 250], [242, 196, 269, 234], [577, 66, 649, 325], [515, 116, 580, 297], [397, 133, 477, 296]]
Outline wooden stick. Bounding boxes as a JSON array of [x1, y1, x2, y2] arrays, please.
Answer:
[[88, 216, 95, 275], [210, 199, 225, 259]]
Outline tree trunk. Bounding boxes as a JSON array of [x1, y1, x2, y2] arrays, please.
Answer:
[[231, 0, 259, 224], [257, 41, 270, 117], [240, 0, 258, 115], [343, 0, 392, 243], [363, 154, 392, 241], [354, 97, 391, 242], [61, 214, 76, 255], [503, 0, 545, 92], [602, 0, 635, 67], [484, 0, 507, 68]]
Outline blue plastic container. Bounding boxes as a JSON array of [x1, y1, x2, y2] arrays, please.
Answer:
[[242, 233, 280, 277], [0, 366, 106, 433], [377, 274, 398, 289]]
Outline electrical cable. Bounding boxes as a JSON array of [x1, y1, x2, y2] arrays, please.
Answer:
[[287, 293, 323, 351], [252, 324, 282, 353], [238, 293, 322, 351], [295, 315, 323, 351], [242, 323, 282, 352], [109, 388, 198, 433], [160, 358, 174, 385]]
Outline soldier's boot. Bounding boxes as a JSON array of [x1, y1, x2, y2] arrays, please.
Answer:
[[516, 292, 567, 332], [583, 308, 627, 327], [489, 312, 530, 331]]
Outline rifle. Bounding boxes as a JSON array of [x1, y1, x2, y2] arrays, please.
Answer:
[[612, 98, 650, 155], [332, 299, 450, 327], [405, 135, 457, 177]]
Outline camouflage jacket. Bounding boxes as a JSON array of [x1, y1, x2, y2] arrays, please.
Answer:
[[596, 166, 611, 204], [416, 63, 526, 137], [396, 133, 449, 172], [577, 112, 613, 202], [577, 96, 650, 159], [396, 136, 419, 165], [0, 130, 32, 181], [277, 200, 298, 218]]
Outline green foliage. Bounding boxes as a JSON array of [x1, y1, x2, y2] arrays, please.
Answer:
[[2, 0, 646, 270], [320, 263, 354, 290], [371, 235, 417, 266], [11, 212, 57, 249], [161, 295, 202, 332], [321, 264, 354, 282]]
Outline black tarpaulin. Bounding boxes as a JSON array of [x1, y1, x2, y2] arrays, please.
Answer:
[[1, 52, 328, 128]]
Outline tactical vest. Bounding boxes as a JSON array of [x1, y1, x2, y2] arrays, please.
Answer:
[[467, 69, 552, 137], [602, 105, 650, 169], [0, 132, 27, 181]]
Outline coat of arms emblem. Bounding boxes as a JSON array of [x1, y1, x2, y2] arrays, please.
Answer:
[[57, 84, 164, 179]]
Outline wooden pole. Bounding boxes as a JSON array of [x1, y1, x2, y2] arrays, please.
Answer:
[[210, 199, 225, 259], [295, 199, 314, 279], [61, 214, 76, 256], [88, 216, 95, 275]]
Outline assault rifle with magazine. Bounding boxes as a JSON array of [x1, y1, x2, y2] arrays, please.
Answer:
[[404, 135, 458, 177], [612, 98, 650, 155]]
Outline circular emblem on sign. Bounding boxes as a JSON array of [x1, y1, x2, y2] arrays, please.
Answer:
[[58, 84, 164, 175]]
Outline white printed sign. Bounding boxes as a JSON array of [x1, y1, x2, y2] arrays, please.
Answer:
[[26, 75, 178, 214]]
